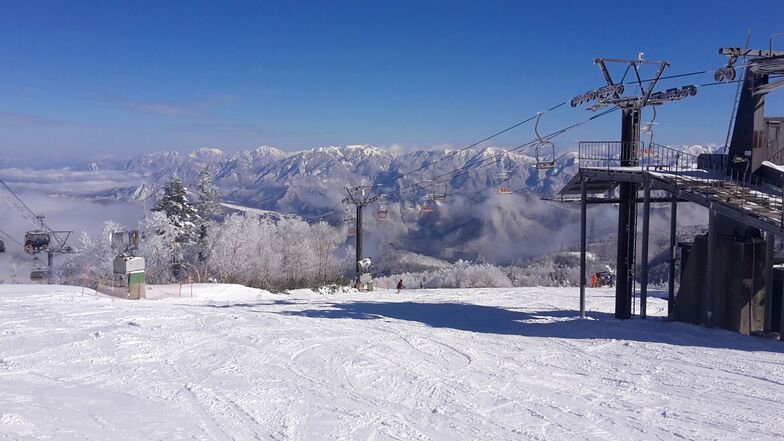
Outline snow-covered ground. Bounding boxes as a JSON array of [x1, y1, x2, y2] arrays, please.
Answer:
[[1, 284, 782, 440]]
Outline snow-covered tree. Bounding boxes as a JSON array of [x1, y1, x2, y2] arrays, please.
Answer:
[[310, 221, 343, 283], [58, 221, 119, 284], [193, 170, 221, 264], [203, 214, 345, 290], [152, 177, 200, 245], [194, 170, 221, 222], [137, 211, 180, 283]]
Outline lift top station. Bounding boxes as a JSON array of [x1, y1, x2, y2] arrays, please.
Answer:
[[558, 36, 784, 338]]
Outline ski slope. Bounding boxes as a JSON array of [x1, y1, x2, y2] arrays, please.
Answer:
[[0, 284, 782, 440]]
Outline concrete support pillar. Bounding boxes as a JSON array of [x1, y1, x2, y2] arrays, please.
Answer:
[[640, 181, 651, 319], [580, 176, 587, 319], [705, 209, 717, 328], [668, 195, 678, 321], [764, 232, 775, 333]]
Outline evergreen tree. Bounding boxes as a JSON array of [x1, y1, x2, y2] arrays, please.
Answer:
[[152, 177, 200, 244], [194, 170, 221, 263], [194, 170, 221, 222]]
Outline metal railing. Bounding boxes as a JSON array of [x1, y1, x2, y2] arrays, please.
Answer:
[[578, 141, 784, 227], [578, 141, 642, 169]]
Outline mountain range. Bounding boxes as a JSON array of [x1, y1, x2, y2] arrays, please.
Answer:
[[0, 144, 714, 266]]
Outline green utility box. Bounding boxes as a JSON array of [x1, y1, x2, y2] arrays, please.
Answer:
[[128, 271, 146, 300], [366, 281, 374, 291]]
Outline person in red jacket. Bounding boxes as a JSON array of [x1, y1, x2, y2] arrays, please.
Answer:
[[591, 273, 598, 288]]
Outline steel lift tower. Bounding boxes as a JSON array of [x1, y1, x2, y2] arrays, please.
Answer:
[[343, 186, 377, 288], [569, 55, 697, 319]]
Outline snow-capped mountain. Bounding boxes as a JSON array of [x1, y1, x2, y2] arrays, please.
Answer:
[[0, 144, 711, 265], [97, 145, 577, 214]]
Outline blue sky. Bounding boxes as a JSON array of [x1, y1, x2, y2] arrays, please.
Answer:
[[1, 0, 783, 158]]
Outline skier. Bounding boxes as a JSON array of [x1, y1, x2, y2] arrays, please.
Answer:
[[591, 273, 598, 288], [396, 279, 404, 294]]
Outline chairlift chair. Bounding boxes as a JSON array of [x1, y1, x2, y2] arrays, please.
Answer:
[[24, 231, 50, 254], [29, 256, 49, 282], [640, 107, 658, 159], [343, 205, 357, 236], [343, 205, 354, 222], [495, 171, 512, 194], [535, 142, 556, 169], [376, 202, 388, 221], [534, 112, 557, 169], [29, 268, 50, 282], [430, 181, 448, 201], [420, 197, 435, 214]]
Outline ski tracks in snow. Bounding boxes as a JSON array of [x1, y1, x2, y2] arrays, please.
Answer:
[[1, 285, 783, 440]]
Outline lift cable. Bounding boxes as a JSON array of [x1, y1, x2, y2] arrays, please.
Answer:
[[0, 178, 43, 229], [0, 177, 69, 248], [374, 67, 719, 193], [387, 106, 620, 200], [370, 101, 568, 192], [301, 107, 617, 223], [302, 65, 734, 223], [0, 229, 25, 247]]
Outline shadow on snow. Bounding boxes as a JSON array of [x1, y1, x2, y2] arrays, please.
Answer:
[[275, 301, 784, 353]]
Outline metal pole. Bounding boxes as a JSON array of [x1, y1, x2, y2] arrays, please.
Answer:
[[705, 209, 717, 328], [668, 195, 678, 320], [355, 203, 363, 288], [47, 250, 54, 284], [615, 108, 639, 319], [640, 181, 651, 319], [763, 232, 775, 333], [580, 175, 587, 318]]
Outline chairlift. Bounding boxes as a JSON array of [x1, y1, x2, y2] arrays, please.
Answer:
[[420, 197, 435, 214], [430, 181, 448, 201], [495, 171, 512, 195], [29, 256, 49, 282], [640, 107, 658, 158], [343, 204, 354, 222], [24, 231, 50, 254], [376, 200, 388, 221], [30, 268, 50, 281], [343, 205, 357, 236], [534, 112, 556, 169]]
